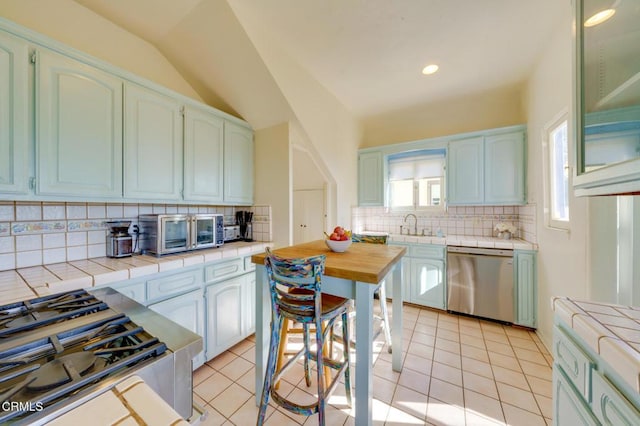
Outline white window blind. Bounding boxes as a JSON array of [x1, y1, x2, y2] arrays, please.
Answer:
[[388, 151, 445, 181]]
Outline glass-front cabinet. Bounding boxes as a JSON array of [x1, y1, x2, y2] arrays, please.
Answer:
[[573, 0, 640, 195]]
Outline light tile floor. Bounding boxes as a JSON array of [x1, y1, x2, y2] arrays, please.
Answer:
[[192, 305, 553, 425]]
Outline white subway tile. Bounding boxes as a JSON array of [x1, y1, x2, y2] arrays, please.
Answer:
[[43, 233, 66, 249], [0, 253, 16, 271], [88, 244, 106, 258], [16, 250, 43, 268], [139, 204, 153, 214], [0, 204, 14, 221], [67, 232, 87, 247], [43, 248, 67, 265], [123, 204, 139, 218], [88, 230, 107, 245], [166, 205, 178, 213], [152, 204, 166, 214], [67, 246, 87, 261], [0, 237, 14, 254], [16, 235, 42, 252], [88, 204, 106, 219], [16, 203, 42, 221], [107, 204, 124, 218], [67, 204, 87, 219], [42, 203, 66, 220]]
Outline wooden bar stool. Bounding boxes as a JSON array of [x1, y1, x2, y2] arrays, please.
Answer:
[[257, 248, 352, 426]]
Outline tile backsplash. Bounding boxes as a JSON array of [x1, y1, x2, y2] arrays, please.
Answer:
[[0, 202, 272, 271], [352, 204, 537, 243]]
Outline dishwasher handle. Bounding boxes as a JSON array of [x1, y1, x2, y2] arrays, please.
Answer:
[[447, 246, 514, 257]]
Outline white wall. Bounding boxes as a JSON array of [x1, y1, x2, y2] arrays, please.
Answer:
[[361, 84, 525, 148], [524, 1, 594, 349], [254, 123, 291, 249], [0, 0, 202, 101]]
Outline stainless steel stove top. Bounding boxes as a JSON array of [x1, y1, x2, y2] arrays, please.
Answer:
[[0, 288, 202, 424]]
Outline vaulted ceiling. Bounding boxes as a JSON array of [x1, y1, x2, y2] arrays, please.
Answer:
[[73, 0, 565, 130]]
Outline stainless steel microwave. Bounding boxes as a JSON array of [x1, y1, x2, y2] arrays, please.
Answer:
[[138, 214, 224, 255]]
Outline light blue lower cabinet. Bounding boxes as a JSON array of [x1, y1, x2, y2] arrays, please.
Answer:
[[205, 276, 245, 360], [553, 321, 640, 425], [148, 289, 206, 370], [99, 253, 259, 367], [553, 367, 599, 426], [389, 242, 446, 310], [514, 250, 537, 328], [410, 258, 445, 310]]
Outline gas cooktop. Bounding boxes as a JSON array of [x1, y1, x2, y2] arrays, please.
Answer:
[[0, 290, 173, 424]]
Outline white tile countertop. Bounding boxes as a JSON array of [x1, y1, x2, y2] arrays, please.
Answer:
[[387, 232, 537, 250], [0, 241, 269, 306], [552, 297, 640, 393], [47, 376, 189, 425]]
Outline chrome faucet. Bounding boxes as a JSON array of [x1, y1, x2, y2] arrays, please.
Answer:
[[403, 213, 417, 236]]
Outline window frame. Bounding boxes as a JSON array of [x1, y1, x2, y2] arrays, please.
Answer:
[[543, 110, 571, 231]]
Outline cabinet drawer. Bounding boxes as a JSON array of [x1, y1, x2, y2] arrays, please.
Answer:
[[244, 256, 256, 272], [205, 258, 244, 283], [592, 372, 640, 425], [553, 325, 594, 399], [409, 244, 445, 259], [147, 269, 202, 301]]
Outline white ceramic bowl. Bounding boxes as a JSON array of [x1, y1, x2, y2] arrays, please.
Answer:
[[325, 238, 352, 253]]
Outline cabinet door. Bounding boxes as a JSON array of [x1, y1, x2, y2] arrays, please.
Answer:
[[149, 289, 205, 369], [293, 189, 325, 244], [244, 272, 256, 336], [485, 132, 525, 204], [410, 258, 445, 309], [37, 49, 123, 197], [514, 250, 537, 328], [206, 277, 244, 359], [0, 32, 29, 194], [358, 151, 384, 206], [224, 121, 254, 205], [124, 83, 182, 200], [183, 106, 224, 202], [553, 367, 599, 426], [447, 137, 484, 205]]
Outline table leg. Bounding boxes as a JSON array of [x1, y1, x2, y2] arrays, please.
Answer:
[[354, 280, 376, 426], [255, 265, 270, 405], [391, 261, 403, 372]]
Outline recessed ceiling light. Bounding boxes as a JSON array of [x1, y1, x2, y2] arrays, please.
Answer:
[[422, 64, 439, 75], [584, 8, 616, 27]]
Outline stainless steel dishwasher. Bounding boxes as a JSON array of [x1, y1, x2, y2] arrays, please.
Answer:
[[447, 246, 514, 323]]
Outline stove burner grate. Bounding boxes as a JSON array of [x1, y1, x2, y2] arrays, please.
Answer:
[[0, 290, 108, 337], [27, 352, 100, 391]]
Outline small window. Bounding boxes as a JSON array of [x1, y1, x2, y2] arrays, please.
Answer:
[[388, 149, 445, 210], [544, 114, 570, 229]]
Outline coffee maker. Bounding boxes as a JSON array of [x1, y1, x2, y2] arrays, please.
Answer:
[[106, 221, 133, 258]]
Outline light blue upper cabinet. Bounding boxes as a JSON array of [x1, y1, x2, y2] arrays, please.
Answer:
[[223, 121, 254, 205], [447, 137, 484, 204], [183, 106, 224, 203], [124, 83, 183, 201], [0, 32, 28, 195], [36, 49, 123, 198], [358, 151, 384, 206], [485, 132, 525, 204], [447, 129, 526, 205]]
